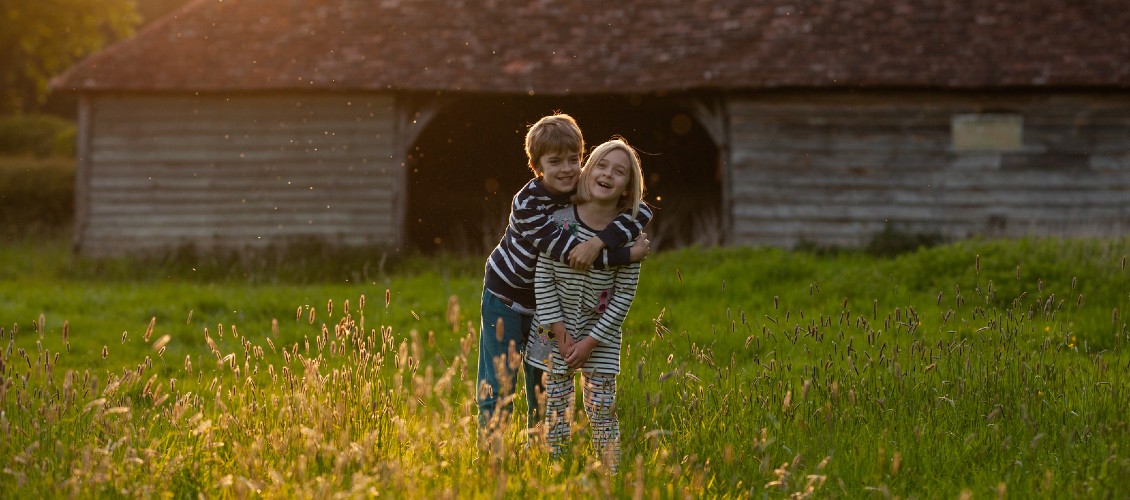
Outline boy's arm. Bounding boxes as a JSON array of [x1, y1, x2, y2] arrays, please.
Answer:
[[574, 203, 653, 268], [568, 231, 650, 270], [511, 186, 623, 267]]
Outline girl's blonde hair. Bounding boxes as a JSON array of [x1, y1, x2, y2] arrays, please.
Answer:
[[575, 138, 645, 218]]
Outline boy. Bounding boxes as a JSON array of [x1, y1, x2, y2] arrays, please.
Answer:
[[477, 113, 651, 436]]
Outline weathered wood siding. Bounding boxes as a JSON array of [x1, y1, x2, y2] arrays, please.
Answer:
[[728, 92, 1130, 247], [77, 93, 398, 256]]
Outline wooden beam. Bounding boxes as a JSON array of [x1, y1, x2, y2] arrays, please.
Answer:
[[393, 93, 452, 250], [679, 95, 732, 244]]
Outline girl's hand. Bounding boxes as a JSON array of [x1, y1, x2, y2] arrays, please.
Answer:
[[564, 337, 598, 369], [558, 329, 576, 359]]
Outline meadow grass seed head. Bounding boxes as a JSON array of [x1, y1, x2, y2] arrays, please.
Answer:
[[144, 317, 156, 342], [101, 346, 108, 359]]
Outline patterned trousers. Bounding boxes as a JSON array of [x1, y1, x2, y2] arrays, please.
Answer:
[[544, 371, 620, 473]]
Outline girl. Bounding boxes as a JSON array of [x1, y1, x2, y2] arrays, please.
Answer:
[[525, 138, 647, 474]]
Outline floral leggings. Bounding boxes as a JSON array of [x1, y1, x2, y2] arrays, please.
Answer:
[[544, 371, 620, 473]]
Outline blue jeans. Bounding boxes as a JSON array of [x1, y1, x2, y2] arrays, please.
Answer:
[[476, 289, 545, 431]]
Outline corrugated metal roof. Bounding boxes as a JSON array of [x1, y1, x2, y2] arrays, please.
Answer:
[[51, 0, 1130, 93]]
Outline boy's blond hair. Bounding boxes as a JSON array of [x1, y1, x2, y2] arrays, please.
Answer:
[[575, 138, 645, 219], [525, 113, 584, 175]]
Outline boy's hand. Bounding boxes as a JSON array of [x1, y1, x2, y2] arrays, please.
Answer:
[[567, 238, 604, 270], [629, 232, 651, 262], [564, 336, 598, 370]]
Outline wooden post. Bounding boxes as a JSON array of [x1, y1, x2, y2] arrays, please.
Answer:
[[73, 95, 93, 254]]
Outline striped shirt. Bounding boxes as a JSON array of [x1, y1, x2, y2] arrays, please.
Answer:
[[526, 205, 641, 375], [484, 178, 652, 311]]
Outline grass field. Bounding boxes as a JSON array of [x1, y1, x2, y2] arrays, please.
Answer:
[[1, 236, 1128, 497]]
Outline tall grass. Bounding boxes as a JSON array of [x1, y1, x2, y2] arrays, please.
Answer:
[[1, 238, 1127, 497]]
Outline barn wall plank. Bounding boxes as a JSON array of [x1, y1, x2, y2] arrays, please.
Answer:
[[79, 93, 399, 256], [726, 91, 1130, 247]]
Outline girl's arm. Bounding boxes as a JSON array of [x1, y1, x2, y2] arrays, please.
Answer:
[[534, 251, 565, 327], [536, 251, 578, 361], [586, 260, 642, 347], [563, 261, 641, 369]]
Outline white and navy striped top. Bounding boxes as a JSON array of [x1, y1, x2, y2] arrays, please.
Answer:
[[526, 205, 641, 375], [484, 178, 651, 311]]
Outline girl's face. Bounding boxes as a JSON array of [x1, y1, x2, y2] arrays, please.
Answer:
[[538, 149, 581, 195], [585, 148, 631, 203]]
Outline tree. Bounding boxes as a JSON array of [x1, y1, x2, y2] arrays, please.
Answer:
[[0, 0, 139, 114]]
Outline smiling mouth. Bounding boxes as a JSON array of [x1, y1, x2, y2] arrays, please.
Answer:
[[596, 180, 612, 188]]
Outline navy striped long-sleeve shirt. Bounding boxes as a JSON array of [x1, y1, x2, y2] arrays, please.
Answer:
[[484, 178, 652, 311]]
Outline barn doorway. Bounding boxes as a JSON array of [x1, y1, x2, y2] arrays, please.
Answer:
[[404, 94, 722, 254]]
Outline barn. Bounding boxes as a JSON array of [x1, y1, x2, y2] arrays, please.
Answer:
[[51, 0, 1130, 256]]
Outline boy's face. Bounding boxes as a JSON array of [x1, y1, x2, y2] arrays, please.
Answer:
[[537, 149, 581, 195]]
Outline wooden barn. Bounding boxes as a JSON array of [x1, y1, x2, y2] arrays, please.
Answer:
[[51, 0, 1130, 256]]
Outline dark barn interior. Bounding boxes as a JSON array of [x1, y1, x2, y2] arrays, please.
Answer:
[[405, 94, 721, 254]]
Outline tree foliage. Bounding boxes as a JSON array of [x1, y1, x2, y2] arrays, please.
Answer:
[[137, 0, 193, 26], [0, 0, 140, 114]]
